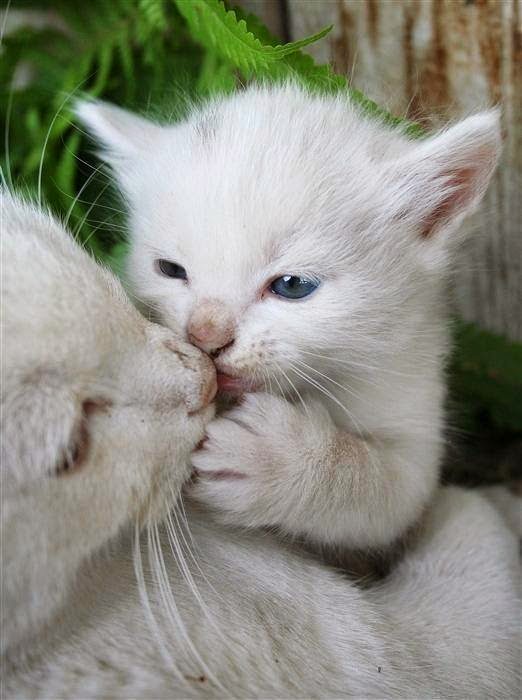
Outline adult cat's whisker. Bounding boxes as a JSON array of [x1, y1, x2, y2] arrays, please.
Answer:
[[72, 217, 128, 231], [69, 148, 118, 185], [165, 505, 225, 644], [174, 496, 227, 606], [63, 164, 106, 229], [133, 519, 183, 681], [3, 84, 14, 190], [36, 77, 92, 207], [149, 520, 220, 688], [147, 523, 199, 689], [73, 182, 112, 240]]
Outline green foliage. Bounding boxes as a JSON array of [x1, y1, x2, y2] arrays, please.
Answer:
[[1, 0, 420, 265], [174, 0, 333, 73], [449, 322, 522, 434]]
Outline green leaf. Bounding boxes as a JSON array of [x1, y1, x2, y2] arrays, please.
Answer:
[[449, 321, 522, 434], [174, 0, 332, 73]]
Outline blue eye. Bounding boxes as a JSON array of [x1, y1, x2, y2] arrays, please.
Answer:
[[269, 275, 319, 300], [156, 259, 188, 280]]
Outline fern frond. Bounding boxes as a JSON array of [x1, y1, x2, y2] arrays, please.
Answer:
[[174, 0, 332, 73]]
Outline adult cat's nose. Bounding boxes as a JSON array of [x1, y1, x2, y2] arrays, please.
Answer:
[[188, 301, 235, 357]]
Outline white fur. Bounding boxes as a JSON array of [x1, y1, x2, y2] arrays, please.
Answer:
[[2, 186, 520, 698], [0, 191, 216, 654], [77, 85, 501, 550]]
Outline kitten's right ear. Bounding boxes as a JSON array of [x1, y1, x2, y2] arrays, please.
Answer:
[[75, 100, 162, 170]]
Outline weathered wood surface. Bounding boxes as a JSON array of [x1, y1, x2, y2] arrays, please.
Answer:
[[241, 0, 521, 341]]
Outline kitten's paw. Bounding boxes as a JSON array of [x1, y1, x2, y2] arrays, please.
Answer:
[[188, 392, 335, 530]]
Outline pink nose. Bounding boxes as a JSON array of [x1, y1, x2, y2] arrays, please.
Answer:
[[188, 320, 234, 357]]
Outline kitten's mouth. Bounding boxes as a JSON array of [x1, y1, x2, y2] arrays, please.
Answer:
[[215, 371, 261, 396]]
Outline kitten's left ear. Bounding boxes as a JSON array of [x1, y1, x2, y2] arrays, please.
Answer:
[[393, 109, 501, 260], [75, 100, 162, 175]]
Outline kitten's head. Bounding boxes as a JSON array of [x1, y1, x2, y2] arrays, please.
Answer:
[[1, 192, 216, 654], [77, 85, 500, 398]]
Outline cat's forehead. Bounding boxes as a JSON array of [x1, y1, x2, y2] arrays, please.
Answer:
[[2, 196, 138, 374], [140, 88, 409, 258]]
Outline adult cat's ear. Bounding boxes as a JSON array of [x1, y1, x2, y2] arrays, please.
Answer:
[[75, 100, 162, 174], [392, 109, 501, 263]]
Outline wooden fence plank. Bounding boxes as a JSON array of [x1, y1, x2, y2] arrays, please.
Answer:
[[283, 0, 521, 340]]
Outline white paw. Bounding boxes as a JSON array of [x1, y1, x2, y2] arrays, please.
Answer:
[[188, 392, 334, 531]]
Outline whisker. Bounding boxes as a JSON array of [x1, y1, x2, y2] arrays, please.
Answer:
[[174, 496, 221, 598], [289, 363, 366, 435], [276, 362, 310, 419], [299, 349, 428, 382], [133, 519, 184, 681], [149, 521, 222, 690], [168, 500, 228, 642], [269, 367, 286, 398], [294, 358, 367, 404], [74, 182, 112, 241], [3, 85, 14, 190], [63, 163, 105, 229], [0, 0, 12, 47], [37, 88, 82, 206]]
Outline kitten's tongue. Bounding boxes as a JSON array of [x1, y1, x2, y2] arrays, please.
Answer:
[[216, 372, 246, 395]]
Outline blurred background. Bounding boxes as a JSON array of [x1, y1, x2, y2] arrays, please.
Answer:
[[1, 0, 520, 484]]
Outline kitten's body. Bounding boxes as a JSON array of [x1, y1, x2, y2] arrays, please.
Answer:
[[2, 193, 520, 698], [78, 85, 501, 551]]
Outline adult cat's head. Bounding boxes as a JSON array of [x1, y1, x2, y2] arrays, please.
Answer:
[[1, 192, 216, 654], [77, 85, 500, 399]]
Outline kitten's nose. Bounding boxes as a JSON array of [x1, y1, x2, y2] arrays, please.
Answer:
[[188, 302, 235, 357], [188, 325, 234, 357]]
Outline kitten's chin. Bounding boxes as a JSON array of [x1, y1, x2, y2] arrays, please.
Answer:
[[216, 371, 261, 396]]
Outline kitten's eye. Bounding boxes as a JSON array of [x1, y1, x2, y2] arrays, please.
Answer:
[[156, 259, 188, 280], [269, 275, 319, 300]]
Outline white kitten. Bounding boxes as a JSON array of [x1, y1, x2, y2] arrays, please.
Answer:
[[77, 84, 501, 553], [2, 192, 519, 698]]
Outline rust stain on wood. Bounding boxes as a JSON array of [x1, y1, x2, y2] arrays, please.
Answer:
[[403, 2, 423, 121], [513, 0, 522, 161], [332, 0, 353, 76], [286, 0, 522, 339], [366, 0, 379, 46], [476, 0, 503, 103], [425, 0, 450, 114]]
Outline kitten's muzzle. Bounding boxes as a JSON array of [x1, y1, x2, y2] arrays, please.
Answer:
[[187, 301, 235, 357]]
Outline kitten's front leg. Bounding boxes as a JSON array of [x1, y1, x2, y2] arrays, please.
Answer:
[[189, 393, 433, 549]]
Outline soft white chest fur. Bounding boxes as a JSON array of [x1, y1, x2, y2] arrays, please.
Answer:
[[5, 497, 521, 699]]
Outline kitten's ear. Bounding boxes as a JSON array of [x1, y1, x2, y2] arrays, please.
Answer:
[[393, 110, 501, 257], [75, 100, 162, 169]]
